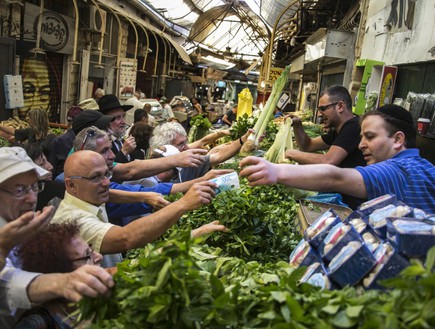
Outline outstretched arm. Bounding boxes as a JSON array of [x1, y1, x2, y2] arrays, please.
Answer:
[[109, 189, 170, 209], [27, 265, 114, 304], [285, 145, 349, 165], [208, 129, 253, 166], [188, 130, 230, 149], [113, 148, 208, 181], [101, 181, 217, 253], [239, 156, 367, 199]]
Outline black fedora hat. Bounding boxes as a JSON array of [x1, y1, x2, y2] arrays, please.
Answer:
[[98, 94, 133, 115]]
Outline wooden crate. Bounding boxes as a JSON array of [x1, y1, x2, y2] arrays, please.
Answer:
[[297, 200, 353, 234]]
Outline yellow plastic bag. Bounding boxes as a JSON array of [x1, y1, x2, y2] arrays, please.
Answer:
[[237, 88, 253, 118]]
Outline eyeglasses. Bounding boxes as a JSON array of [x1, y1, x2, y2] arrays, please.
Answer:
[[81, 130, 96, 150], [174, 139, 188, 151], [0, 181, 45, 199], [317, 102, 339, 112], [72, 246, 96, 264], [68, 170, 113, 184]]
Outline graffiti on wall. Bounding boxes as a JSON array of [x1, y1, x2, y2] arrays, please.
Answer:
[[20, 57, 62, 122]]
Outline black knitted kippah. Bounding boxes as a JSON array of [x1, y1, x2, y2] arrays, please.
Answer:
[[376, 104, 413, 125]]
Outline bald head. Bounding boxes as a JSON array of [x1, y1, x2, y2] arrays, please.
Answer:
[[64, 151, 106, 177], [64, 151, 111, 206]]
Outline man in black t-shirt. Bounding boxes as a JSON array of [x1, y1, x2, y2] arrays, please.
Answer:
[[285, 85, 366, 208]]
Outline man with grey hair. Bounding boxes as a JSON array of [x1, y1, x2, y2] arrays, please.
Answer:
[[74, 125, 208, 183], [150, 122, 252, 182]]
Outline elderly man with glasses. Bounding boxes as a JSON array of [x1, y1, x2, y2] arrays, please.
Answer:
[[0, 147, 114, 328], [98, 94, 137, 164], [52, 150, 224, 268]]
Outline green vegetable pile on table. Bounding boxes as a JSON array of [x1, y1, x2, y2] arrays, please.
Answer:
[[80, 231, 435, 329], [188, 115, 212, 143], [80, 177, 435, 328], [174, 182, 302, 263]]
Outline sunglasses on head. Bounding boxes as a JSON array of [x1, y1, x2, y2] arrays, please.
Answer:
[[81, 129, 96, 150]]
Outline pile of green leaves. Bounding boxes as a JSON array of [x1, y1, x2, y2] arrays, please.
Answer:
[[0, 136, 10, 147], [188, 115, 212, 143], [229, 113, 257, 140], [172, 182, 301, 263], [258, 120, 279, 150], [49, 127, 66, 135], [303, 122, 323, 138], [80, 236, 435, 329]]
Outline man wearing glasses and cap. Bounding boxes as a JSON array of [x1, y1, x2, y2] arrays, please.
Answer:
[[0, 147, 114, 328], [98, 94, 136, 164]]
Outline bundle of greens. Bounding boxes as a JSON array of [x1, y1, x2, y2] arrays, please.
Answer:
[[264, 117, 294, 163], [188, 115, 212, 143], [241, 65, 291, 155], [173, 182, 301, 263], [303, 122, 323, 138], [229, 113, 257, 140]]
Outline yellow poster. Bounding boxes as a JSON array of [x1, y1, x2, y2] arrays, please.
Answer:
[[269, 67, 284, 82], [237, 88, 253, 118]]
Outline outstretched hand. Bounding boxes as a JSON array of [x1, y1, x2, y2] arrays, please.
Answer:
[[0, 206, 54, 259], [191, 220, 228, 238], [173, 148, 208, 168], [58, 265, 115, 302], [239, 156, 278, 186], [179, 181, 217, 211], [143, 192, 171, 209]]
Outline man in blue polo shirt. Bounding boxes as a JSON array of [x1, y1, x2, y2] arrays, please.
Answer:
[[240, 104, 435, 214]]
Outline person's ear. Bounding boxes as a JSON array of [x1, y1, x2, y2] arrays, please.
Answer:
[[393, 131, 405, 148], [336, 101, 345, 113], [65, 178, 77, 194]]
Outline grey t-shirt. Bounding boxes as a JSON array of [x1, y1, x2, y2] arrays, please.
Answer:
[[176, 155, 211, 182]]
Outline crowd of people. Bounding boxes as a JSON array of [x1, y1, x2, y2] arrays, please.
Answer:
[[0, 85, 433, 328]]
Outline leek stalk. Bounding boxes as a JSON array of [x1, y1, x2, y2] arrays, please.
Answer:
[[264, 118, 294, 163], [248, 65, 291, 147]]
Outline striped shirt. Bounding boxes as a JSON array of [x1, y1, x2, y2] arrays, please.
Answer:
[[355, 149, 435, 214]]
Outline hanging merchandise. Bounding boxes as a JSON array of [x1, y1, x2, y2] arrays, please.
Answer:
[[237, 88, 253, 118]]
